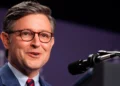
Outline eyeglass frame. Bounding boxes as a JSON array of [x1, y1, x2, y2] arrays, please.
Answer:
[[6, 29, 54, 43]]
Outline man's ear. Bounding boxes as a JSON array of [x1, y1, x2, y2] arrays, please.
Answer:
[[51, 37, 54, 47], [0, 32, 10, 49]]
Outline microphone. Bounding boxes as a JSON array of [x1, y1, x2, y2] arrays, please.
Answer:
[[68, 51, 118, 75]]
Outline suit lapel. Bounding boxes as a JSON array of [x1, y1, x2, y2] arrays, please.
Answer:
[[39, 76, 45, 86], [0, 63, 20, 86], [39, 76, 51, 86]]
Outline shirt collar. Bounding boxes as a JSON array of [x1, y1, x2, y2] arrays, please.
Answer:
[[8, 62, 40, 86]]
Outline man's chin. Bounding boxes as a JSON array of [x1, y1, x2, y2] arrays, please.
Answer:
[[29, 65, 40, 69]]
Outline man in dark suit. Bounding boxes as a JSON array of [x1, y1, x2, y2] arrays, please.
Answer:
[[0, 1, 55, 86]]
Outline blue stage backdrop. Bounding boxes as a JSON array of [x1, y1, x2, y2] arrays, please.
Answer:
[[0, 8, 120, 86]]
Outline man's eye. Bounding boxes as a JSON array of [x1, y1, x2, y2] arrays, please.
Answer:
[[41, 33, 49, 38], [22, 32, 31, 36]]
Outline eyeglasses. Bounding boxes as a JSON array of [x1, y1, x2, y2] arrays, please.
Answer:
[[7, 29, 53, 43]]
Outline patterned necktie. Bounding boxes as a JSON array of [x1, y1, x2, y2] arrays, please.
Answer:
[[26, 79, 34, 86]]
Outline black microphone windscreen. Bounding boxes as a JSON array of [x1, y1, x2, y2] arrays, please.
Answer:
[[68, 60, 88, 75]]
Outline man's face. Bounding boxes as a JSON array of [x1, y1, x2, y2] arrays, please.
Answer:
[[3, 14, 54, 72]]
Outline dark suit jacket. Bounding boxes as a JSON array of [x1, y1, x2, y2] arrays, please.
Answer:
[[0, 63, 52, 86]]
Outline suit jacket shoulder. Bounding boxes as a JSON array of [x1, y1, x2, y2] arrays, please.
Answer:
[[0, 63, 52, 86], [0, 63, 20, 86]]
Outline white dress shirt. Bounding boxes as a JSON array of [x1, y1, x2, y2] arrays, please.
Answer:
[[8, 62, 40, 86]]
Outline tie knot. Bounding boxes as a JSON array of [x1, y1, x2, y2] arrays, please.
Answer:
[[26, 79, 34, 86]]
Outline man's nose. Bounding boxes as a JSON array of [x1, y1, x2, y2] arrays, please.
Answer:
[[30, 34, 41, 48]]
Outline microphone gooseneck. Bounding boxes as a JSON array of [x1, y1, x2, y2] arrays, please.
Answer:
[[68, 50, 118, 75]]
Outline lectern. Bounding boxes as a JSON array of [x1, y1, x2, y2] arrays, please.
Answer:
[[74, 61, 120, 86]]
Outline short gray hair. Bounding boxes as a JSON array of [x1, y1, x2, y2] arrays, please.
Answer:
[[3, 1, 56, 33]]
